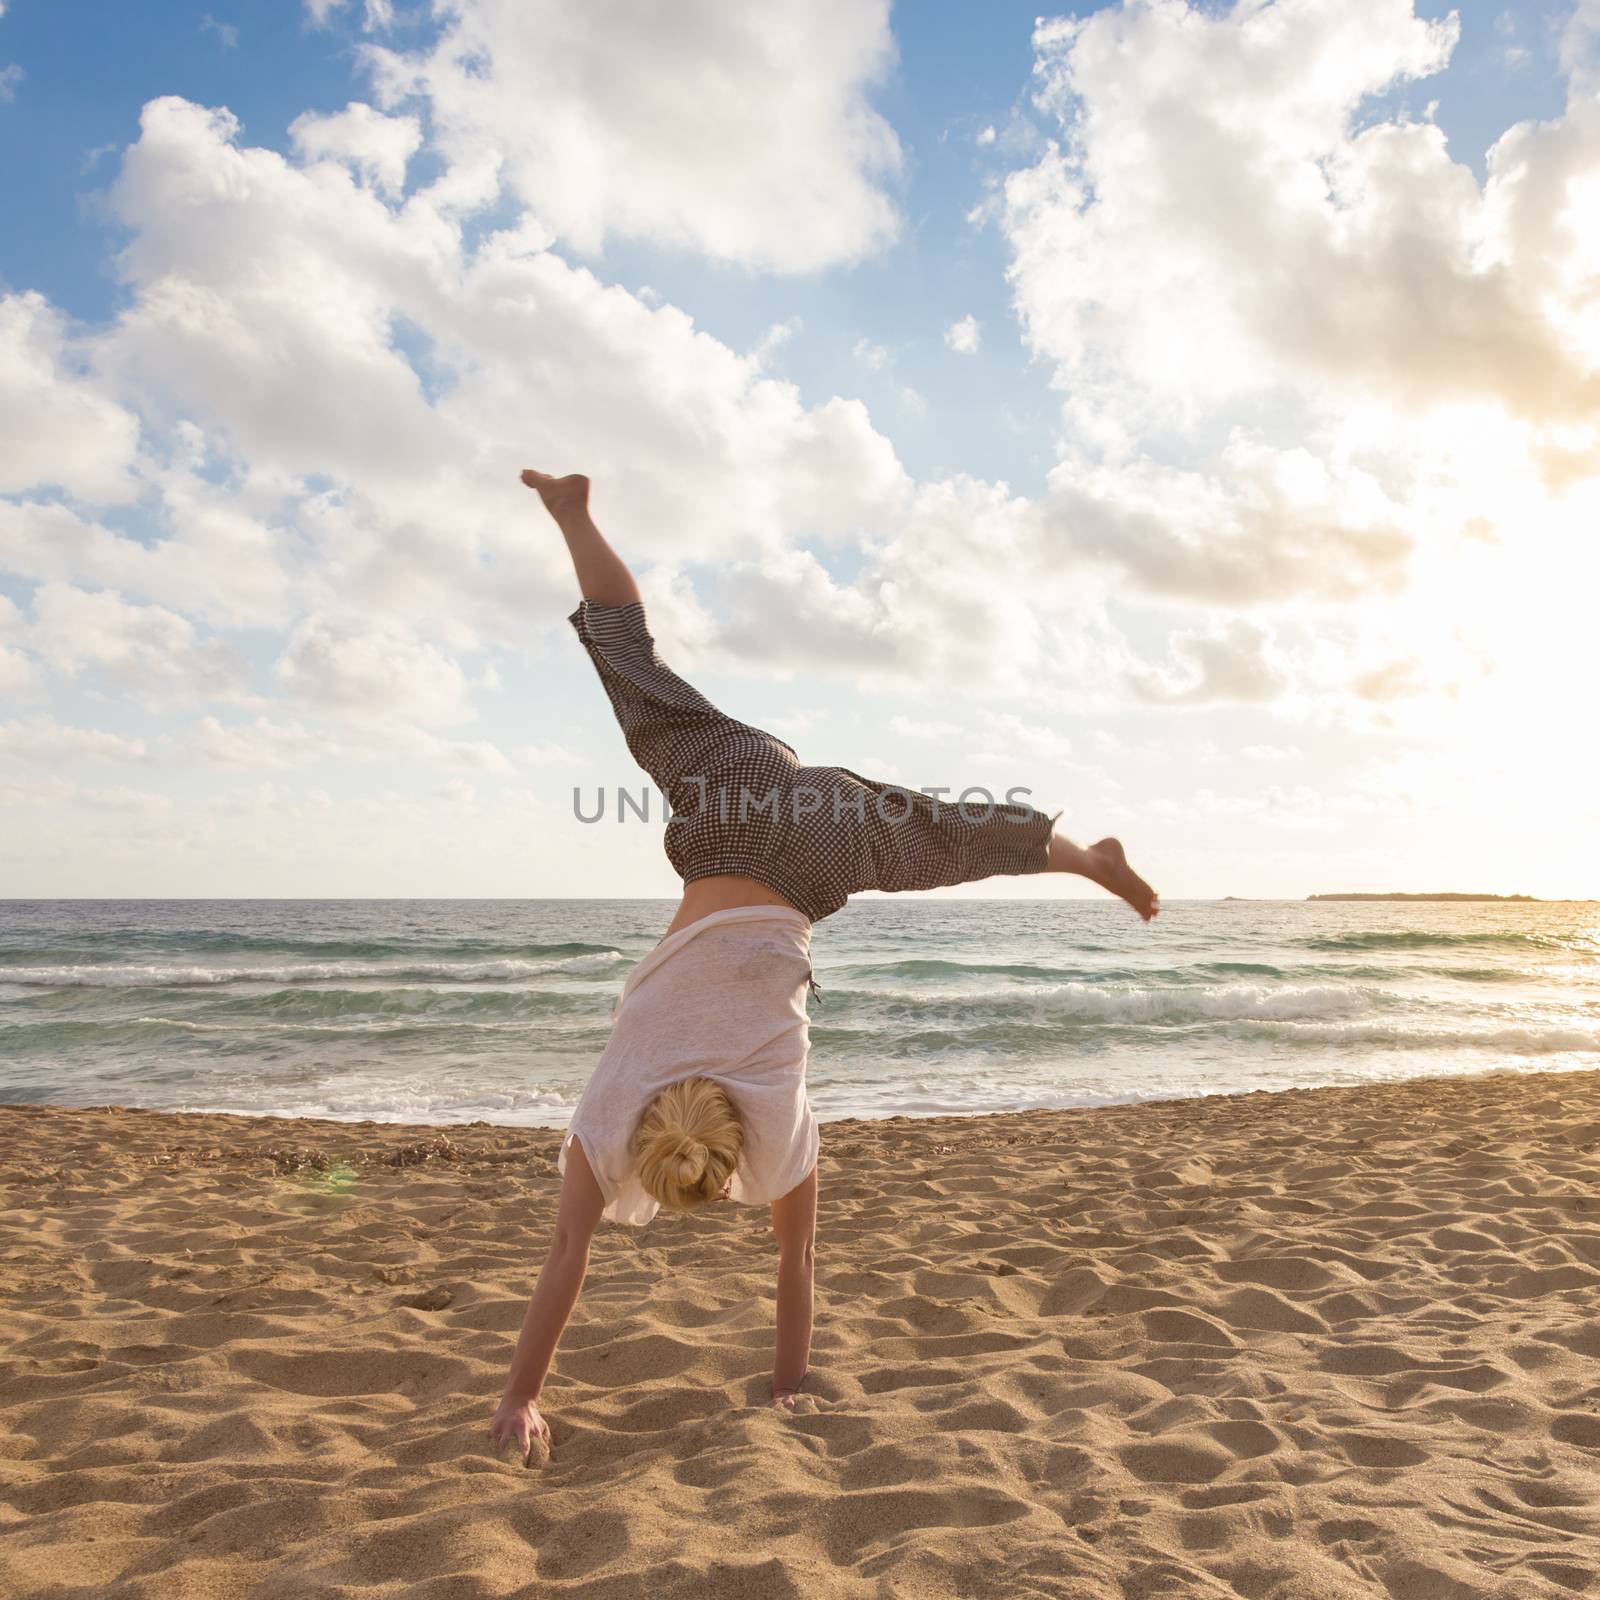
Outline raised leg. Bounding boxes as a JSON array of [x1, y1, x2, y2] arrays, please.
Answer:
[[522, 470, 641, 606], [1047, 830, 1160, 922]]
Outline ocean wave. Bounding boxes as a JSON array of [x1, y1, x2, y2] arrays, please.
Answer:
[[0, 953, 627, 988], [822, 981, 1379, 1025], [0, 1015, 548, 1041], [835, 957, 1155, 984], [0, 1017, 618, 1058], [1236, 1019, 1600, 1054], [0, 933, 624, 963], [133, 1016, 545, 1038], [1300, 930, 1561, 953], [182, 986, 585, 1022], [173, 1086, 578, 1126], [1040, 981, 1374, 1023]]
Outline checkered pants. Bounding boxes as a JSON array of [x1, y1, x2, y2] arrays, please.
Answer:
[[570, 600, 1057, 923]]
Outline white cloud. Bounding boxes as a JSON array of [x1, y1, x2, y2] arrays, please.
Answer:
[[201, 14, 238, 49], [759, 709, 825, 744], [944, 314, 980, 354], [852, 337, 889, 372], [420, 735, 514, 774], [523, 741, 585, 768], [0, 769, 173, 820], [972, 712, 1073, 763], [186, 715, 338, 770], [977, 124, 996, 147], [0, 65, 20, 104], [1562, 0, 1600, 94], [888, 714, 963, 739], [0, 719, 148, 764], [0, 479, 291, 629], [29, 582, 249, 704], [74, 783, 172, 816], [104, 99, 458, 497], [961, 0, 1600, 757], [0, 647, 36, 694], [361, 0, 905, 272], [750, 316, 802, 372], [1350, 656, 1426, 703], [306, 0, 394, 28], [0, 593, 34, 694], [97, 94, 910, 638], [274, 613, 475, 726], [1139, 782, 1346, 834], [185, 711, 514, 772], [681, 475, 1131, 698], [1041, 435, 1413, 604], [1128, 619, 1287, 706], [1001, 2, 1600, 447], [0, 293, 140, 501], [289, 101, 421, 197]]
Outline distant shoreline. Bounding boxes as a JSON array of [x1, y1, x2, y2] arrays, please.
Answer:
[[1305, 892, 1539, 902]]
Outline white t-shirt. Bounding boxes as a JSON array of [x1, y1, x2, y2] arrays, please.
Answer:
[[557, 905, 820, 1226]]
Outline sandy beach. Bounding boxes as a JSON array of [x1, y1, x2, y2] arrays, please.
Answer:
[[3, 1068, 1599, 1599]]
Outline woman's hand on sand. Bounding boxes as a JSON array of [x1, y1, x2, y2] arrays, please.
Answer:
[[520, 469, 590, 522], [488, 1394, 550, 1464]]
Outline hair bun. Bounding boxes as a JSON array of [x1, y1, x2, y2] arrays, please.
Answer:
[[631, 1077, 743, 1212], [676, 1140, 709, 1185]]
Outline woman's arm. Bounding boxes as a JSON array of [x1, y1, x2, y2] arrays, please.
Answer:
[[488, 1134, 606, 1460], [769, 1165, 818, 1410]]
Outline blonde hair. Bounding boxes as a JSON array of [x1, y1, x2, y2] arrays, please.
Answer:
[[632, 1075, 743, 1212]]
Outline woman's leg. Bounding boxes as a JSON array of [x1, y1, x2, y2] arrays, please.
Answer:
[[523, 470, 641, 605], [1046, 829, 1160, 921], [526, 465, 741, 763], [527, 467, 728, 790]]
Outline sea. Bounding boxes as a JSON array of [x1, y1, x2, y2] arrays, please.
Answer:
[[0, 898, 1595, 1126]]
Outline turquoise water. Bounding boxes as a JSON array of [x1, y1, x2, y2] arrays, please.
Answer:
[[1, 898, 1596, 1124]]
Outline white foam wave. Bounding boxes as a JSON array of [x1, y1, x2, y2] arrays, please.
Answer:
[[177, 1084, 577, 1126], [0, 953, 625, 988], [1032, 981, 1372, 1024], [1241, 1020, 1600, 1053], [133, 1016, 550, 1035], [846, 980, 1377, 1024]]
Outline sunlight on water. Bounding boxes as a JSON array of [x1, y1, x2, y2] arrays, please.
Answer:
[[0, 897, 1595, 1124]]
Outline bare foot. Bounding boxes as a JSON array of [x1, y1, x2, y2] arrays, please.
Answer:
[[770, 1390, 799, 1413], [520, 469, 590, 521], [1083, 837, 1160, 922]]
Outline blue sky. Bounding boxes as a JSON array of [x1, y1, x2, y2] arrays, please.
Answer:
[[5, 0, 1577, 494], [1, 1, 1597, 900]]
